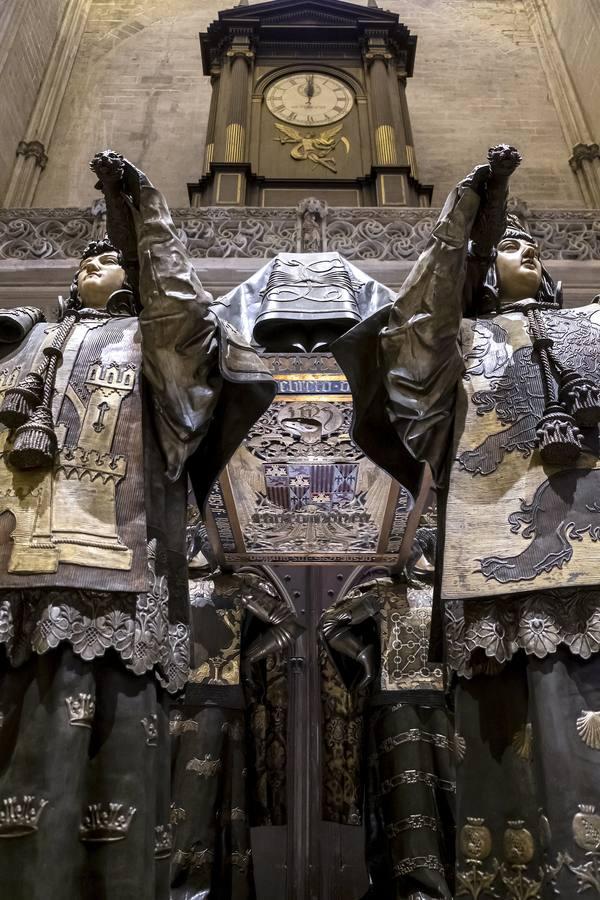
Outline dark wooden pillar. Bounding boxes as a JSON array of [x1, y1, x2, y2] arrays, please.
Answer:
[[208, 31, 253, 206], [369, 55, 398, 166], [225, 51, 250, 163]]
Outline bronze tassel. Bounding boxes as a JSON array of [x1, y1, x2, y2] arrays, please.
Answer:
[[557, 368, 600, 428], [0, 368, 45, 428], [527, 307, 583, 466], [9, 314, 77, 470]]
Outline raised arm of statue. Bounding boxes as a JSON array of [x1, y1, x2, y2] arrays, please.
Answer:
[[380, 145, 521, 485], [90, 150, 220, 482], [90, 150, 276, 496]]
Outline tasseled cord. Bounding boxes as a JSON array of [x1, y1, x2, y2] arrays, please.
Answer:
[[0, 313, 78, 470], [527, 306, 600, 465]]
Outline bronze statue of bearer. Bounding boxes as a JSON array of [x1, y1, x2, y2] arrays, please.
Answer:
[[333, 145, 600, 899], [0, 152, 274, 899]]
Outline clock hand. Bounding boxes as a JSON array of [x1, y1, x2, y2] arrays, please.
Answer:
[[305, 74, 315, 105]]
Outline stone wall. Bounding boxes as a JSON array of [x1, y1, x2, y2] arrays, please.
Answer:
[[391, 0, 584, 207], [544, 0, 600, 141], [0, 0, 69, 201], [33, 0, 224, 209], [3, 0, 593, 209]]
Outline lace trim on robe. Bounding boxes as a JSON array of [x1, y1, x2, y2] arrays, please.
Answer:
[[445, 589, 600, 678], [0, 544, 189, 693]]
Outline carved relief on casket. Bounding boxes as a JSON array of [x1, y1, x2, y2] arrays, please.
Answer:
[[207, 355, 410, 565]]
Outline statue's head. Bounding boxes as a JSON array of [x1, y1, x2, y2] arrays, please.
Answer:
[[496, 232, 542, 302], [68, 238, 131, 311], [478, 216, 561, 312]]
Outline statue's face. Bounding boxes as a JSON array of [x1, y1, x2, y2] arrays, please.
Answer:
[[496, 236, 542, 304], [76, 251, 125, 309]]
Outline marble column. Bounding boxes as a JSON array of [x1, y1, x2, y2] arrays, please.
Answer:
[[524, 0, 600, 208]]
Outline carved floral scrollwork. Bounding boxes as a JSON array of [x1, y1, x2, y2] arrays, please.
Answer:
[[172, 207, 297, 259], [327, 210, 436, 261], [457, 818, 498, 900], [458, 817, 544, 900], [0, 206, 599, 262], [0, 210, 94, 260], [545, 805, 600, 895]]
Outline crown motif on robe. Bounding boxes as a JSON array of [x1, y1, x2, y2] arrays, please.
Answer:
[[65, 692, 96, 728], [0, 795, 48, 837], [79, 803, 136, 842], [154, 824, 173, 859]]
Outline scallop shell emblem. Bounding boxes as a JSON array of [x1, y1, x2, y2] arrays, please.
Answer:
[[538, 813, 552, 850], [512, 723, 533, 761], [576, 710, 600, 750], [454, 733, 467, 762]]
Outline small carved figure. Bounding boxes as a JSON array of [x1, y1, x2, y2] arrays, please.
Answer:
[[334, 145, 600, 898], [297, 197, 328, 254], [0, 152, 274, 898]]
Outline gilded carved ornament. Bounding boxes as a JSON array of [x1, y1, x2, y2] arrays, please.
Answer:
[[274, 122, 350, 173]]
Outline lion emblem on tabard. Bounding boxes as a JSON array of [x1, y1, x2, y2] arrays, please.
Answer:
[[479, 468, 600, 583]]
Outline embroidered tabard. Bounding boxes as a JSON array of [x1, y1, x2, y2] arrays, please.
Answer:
[[443, 303, 600, 600], [0, 315, 148, 592]]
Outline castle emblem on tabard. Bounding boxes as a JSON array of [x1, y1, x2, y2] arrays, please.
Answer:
[[0, 343, 137, 575]]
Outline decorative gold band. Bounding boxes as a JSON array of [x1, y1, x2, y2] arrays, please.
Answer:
[[406, 143, 418, 178], [204, 142, 214, 172], [376, 125, 398, 166], [225, 124, 245, 163]]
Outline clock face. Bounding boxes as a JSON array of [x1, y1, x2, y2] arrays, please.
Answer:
[[265, 73, 354, 127]]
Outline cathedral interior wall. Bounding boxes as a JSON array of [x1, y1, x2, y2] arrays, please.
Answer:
[[393, 0, 585, 207], [20, 0, 587, 210], [0, 0, 70, 202], [544, 0, 600, 140]]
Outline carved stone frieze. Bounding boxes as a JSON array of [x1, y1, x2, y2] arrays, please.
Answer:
[[0, 209, 95, 259], [173, 207, 297, 258], [1, 206, 599, 262]]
